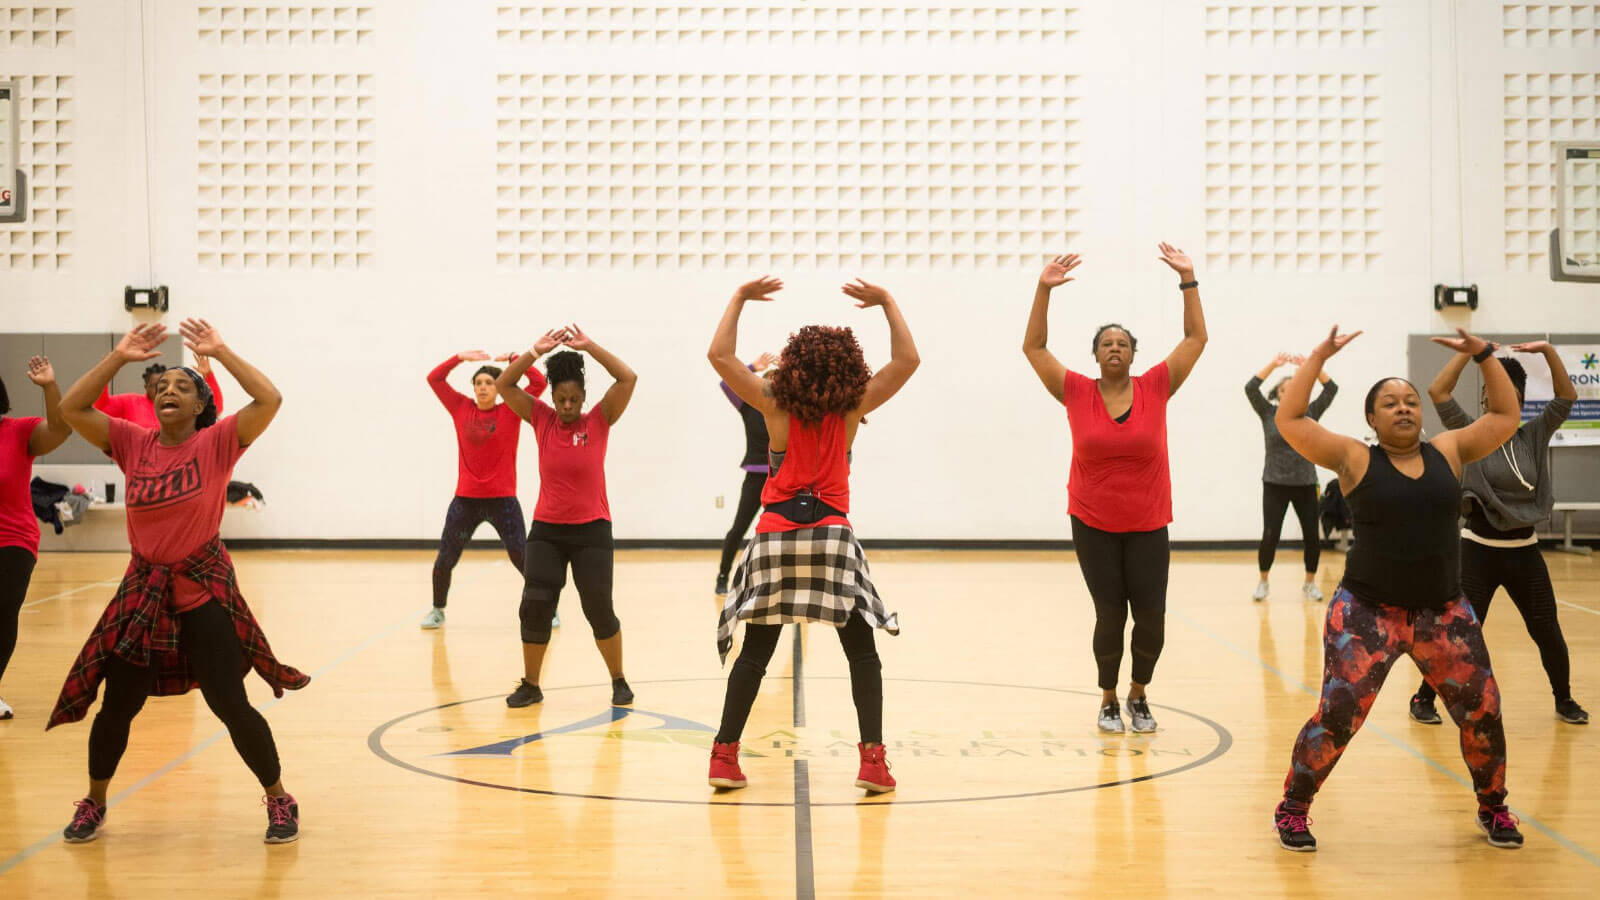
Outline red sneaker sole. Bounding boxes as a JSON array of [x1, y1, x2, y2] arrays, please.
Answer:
[[855, 779, 895, 793]]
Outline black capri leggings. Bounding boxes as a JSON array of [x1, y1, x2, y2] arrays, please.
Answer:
[[519, 519, 619, 644], [433, 496, 526, 608], [715, 613, 882, 744], [1070, 516, 1170, 691], [88, 600, 282, 787], [717, 471, 766, 580], [1258, 482, 1321, 574], [1, 545, 38, 684], [1416, 538, 1574, 703]]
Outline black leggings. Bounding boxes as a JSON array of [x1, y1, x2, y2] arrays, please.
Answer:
[[717, 471, 766, 580], [1258, 482, 1321, 574], [433, 496, 526, 608], [1070, 516, 1170, 691], [1416, 538, 1573, 702], [88, 601, 282, 787], [715, 613, 882, 744], [0, 546, 37, 684], [519, 519, 618, 644]]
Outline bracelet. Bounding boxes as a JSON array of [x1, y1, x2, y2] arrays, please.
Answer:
[[1178, 279, 1199, 290], [1472, 344, 1496, 363]]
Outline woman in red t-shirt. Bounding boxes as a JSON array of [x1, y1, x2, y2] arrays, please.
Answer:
[[1022, 245, 1208, 735], [706, 276, 919, 795], [420, 350, 550, 630], [94, 357, 225, 427], [51, 320, 308, 845], [0, 356, 73, 720], [495, 325, 637, 709]]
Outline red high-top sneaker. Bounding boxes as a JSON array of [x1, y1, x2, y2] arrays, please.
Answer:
[[855, 742, 896, 793], [708, 741, 747, 789]]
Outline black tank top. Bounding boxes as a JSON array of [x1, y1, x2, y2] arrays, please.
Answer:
[[738, 403, 769, 469], [1339, 442, 1462, 610]]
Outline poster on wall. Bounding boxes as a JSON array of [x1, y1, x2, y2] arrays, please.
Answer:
[[1519, 344, 1600, 446]]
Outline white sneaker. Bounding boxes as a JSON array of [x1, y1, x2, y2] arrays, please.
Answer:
[[1252, 580, 1270, 602], [420, 608, 445, 629], [1097, 701, 1125, 733], [551, 612, 561, 628], [0, 696, 13, 719], [1302, 583, 1325, 603]]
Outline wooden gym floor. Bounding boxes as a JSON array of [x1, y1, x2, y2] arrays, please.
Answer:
[[0, 546, 1596, 897]]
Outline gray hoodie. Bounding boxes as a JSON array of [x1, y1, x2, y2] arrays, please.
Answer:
[[1437, 395, 1573, 531]]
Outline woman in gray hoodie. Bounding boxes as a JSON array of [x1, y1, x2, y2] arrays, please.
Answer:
[[1408, 341, 1587, 726], [1246, 353, 1338, 602]]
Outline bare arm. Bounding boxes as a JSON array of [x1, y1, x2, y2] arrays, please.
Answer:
[[24, 357, 71, 456], [1429, 332, 1520, 467], [1022, 255, 1080, 403], [565, 327, 637, 426], [1428, 351, 1470, 404], [1527, 342, 1578, 402], [497, 330, 567, 422], [845, 280, 919, 416], [1275, 327, 1368, 481], [181, 319, 280, 446], [1157, 243, 1207, 395], [708, 279, 782, 415], [60, 325, 167, 452]]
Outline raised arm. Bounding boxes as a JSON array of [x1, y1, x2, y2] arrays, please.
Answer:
[[1022, 254, 1079, 403], [1302, 356, 1338, 420], [563, 325, 637, 426], [1157, 243, 1207, 395], [709, 278, 783, 414], [181, 319, 280, 446], [843, 280, 919, 416], [1512, 340, 1578, 403], [1428, 350, 1470, 404], [1245, 353, 1289, 417], [60, 324, 167, 452], [428, 352, 482, 410], [1428, 330, 1520, 467], [1275, 326, 1368, 480], [497, 330, 568, 422], [24, 356, 72, 456], [194, 354, 225, 415]]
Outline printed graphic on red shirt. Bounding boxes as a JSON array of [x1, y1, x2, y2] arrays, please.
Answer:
[[125, 458, 204, 509]]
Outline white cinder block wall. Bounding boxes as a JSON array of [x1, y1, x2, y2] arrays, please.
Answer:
[[3, 1, 1596, 542]]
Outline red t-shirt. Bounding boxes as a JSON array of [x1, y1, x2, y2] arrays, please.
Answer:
[[1062, 361, 1173, 533], [0, 417, 44, 556], [109, 415, 248, 612], [428, 357, 548, 498], [94, 371, 225, 429], [757, 413, 852, 534], [525, 403, 611, 524]]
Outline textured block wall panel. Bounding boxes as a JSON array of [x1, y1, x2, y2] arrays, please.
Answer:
[[0, 4, 72, 49], [199, 2, 373, 47], [1204, 2, 1378, 49], [0, 74, 74, 270], [1502, 72, 1599, 270], [1502, 3, 1600, 47]]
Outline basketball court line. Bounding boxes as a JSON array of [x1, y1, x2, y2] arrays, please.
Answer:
[[1172, 609, 1600, 867], [22, 578, 121, 609], [791, 629, 815, 900], [1556, 598, 1600, 618]]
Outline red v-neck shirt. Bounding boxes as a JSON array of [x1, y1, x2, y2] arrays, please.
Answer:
[[1061, 361, 1172, 533]]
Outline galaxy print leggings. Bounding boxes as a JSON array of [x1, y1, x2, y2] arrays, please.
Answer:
[[1283, 586, 1507, 809]]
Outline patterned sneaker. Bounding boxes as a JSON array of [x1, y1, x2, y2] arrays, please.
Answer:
[[1127, 697, 1158, 733], [263, 794, 299, 844], [419, 608, 445, 630], [1274, 801, 1316, 852], [855, 743, 896, 793], [715, 574, 729, 596], [63, 798, 106, 843], [0, 696, 13, 719], [1301, 583, 1325, 603], [1477, 805, 1524, 849], [1556, 698, 1589, 725], [505, 679, 543, 708], [611, 677, 634, 706], [1409, 694, 1443, 725], [1251, 580, 1269, 602], [1097, 701, 1125, 734], [708, 741, 747, 789]]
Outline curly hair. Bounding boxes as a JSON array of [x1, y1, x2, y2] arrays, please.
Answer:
[[142, 363, 169, 383], [768, 325, 871, 424], [544, 350, 585, 390], [1498, 356, 1527, 402]]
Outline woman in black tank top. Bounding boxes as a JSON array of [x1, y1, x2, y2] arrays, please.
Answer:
[[1265, 325, 1526, 853]]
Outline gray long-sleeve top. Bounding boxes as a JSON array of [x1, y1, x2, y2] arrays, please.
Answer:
[[1437, 395, 1572, 531], [1245, 376, 1338, 486]]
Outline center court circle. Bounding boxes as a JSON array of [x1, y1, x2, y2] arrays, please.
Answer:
[[368, 678, 1233, 807]]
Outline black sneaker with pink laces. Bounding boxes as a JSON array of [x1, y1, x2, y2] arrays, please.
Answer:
[[264, 794, 299, 844], [63, 798, 106, 843], [1477, 805, 1524, 849], [1274, 800, 1316, 852]]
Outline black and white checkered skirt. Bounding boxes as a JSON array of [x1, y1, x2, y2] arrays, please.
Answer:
[[717, 524, 900, 662]]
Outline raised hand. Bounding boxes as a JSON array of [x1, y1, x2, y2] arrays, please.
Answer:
[[115, 323, 167, 362], [179, 318, 227, 358], [25, 355, 54, 386], [494, 352, 519, 363], [1508, 340, 1552, 354], [1157, 242, 1195, 280], [1039, 254, 1083, 289], [1313, 325, 1363, 359], [192, 353, 213, 374], [842, 278, 893, 309], [752, 352, 779, 372], [1270, 352, 1294, 368], [1430, 327, 1491, 357], [735, 276, 783, 302], [1288, 354, 1308, 366], [532, 329, 569, 355], [561, 324, 593, 352], [457, 350, 491, 362]]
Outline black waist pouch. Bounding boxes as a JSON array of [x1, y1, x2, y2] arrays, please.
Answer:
[[765, 489, 846, 525]]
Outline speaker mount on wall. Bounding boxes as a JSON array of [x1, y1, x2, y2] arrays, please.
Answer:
[[1434, 284, 1478, 311], [124, 286, 169, 312]]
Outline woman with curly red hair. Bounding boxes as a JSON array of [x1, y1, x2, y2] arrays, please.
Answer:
[[706, 276, 918, 794]]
